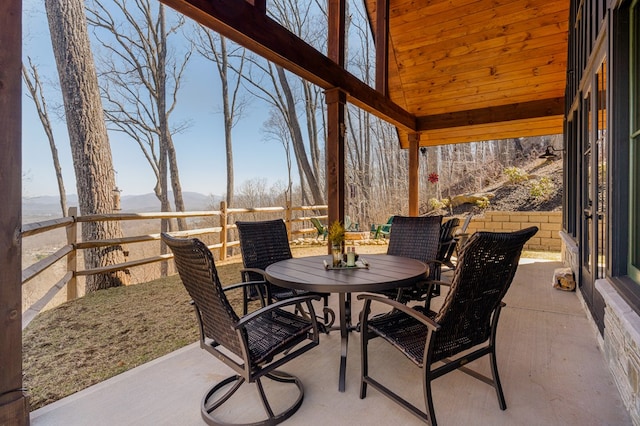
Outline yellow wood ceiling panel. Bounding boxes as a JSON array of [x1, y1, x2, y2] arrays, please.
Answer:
[[365, 0, 569, 146], [390, 1, 567, 50]]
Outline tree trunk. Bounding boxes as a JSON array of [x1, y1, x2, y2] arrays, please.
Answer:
[[45, 0, 129, 291], [275, 65, 324, 205], [157, 6, 187, 231]]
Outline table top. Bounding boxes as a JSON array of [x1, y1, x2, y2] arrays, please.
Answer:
[[265, 254, 428, 293]]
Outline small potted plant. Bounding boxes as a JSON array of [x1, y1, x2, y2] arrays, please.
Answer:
[[327, 220, 345, 267]]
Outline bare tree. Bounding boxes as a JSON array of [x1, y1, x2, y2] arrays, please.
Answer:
[[190, 27, 247, 207], [238, 0, 325, 206], [262, 108, 295, 204], [22, 57, 68, 216], [45, 0, 129, 291], [86, 0, 191, 230]]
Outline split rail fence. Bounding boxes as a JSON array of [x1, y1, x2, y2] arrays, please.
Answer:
[[21, 201, 328, 328]]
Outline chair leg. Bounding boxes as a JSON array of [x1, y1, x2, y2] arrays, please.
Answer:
[[423, 371, 437, 426], [200, 371, 304, 426], [489, 304, 507, 410], [489, 345, 507, 410], [360, 328, 369, 399], [323, 294, 329, 324], [359, 305, 371, 399]]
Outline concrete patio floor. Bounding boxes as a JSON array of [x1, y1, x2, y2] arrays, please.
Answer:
[[30, 259, 631, 425]]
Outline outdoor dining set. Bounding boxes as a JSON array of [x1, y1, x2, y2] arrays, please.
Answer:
[[162, 215, 537, 425]]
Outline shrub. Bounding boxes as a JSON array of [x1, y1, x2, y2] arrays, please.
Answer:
[[429, 198, 446, 210], [475, 197, 490, 209], [503, 166, 529, 184], [529, 177, 555, 201]]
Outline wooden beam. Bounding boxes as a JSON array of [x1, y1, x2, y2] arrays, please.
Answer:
[[0, 0, 29, 424], [328, 0, 346, 66], [160, 0, 416, 131], [374, 0, 389, 95], [246, 0, 266, 15], [326, 1, 346, 252], [408, 133, 420, 216], [416, 97, 565, 131], [325, 88, 347, 247]]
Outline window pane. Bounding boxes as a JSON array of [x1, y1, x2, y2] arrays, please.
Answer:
[[596, 60, 607, 279], [631, 0, 640, 277]]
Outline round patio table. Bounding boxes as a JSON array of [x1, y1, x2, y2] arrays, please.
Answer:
[[265, 254, 428, 392]]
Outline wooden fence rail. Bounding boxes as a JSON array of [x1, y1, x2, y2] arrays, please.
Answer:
[[21, 201, 328, 328]]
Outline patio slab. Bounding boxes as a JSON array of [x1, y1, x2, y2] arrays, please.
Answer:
[[30, 260, 631, 425]]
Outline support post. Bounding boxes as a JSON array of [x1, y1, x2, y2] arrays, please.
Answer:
[[219, 200, 227, 260], [285, 200, 292, 240], [327, 0, 346, 65], [0, 0, 30, 423], [326, 0, 347, 252], [375, 0, 389, 95], [408, 133, 420, 216], [325, 88, 347, 249], [66, 207, 78, 301]]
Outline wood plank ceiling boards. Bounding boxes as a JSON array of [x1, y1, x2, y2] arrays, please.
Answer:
[[161, 0, 569, 148]]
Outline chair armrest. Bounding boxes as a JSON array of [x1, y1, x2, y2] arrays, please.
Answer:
[[240, 267, 267, 281], [234, 294, 322, 330], [357, 294, 440, 332], [221, 280, 267, 293], [240, 267, 266, 276]]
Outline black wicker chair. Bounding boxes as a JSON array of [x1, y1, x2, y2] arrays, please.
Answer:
[[358, 226, 538, 425], [236, 219, 333, 326], [376, 215, 443, 305], [162, 233, 320, 426], [437, 217, 460, 270]]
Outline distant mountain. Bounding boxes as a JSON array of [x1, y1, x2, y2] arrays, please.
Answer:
[[22, 192, 220, 220]]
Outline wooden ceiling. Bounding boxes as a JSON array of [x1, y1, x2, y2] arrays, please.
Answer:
[[365, 0, 569, 147], [161, 0, 569, 148]]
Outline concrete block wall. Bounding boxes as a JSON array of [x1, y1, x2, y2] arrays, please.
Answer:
[[464, 211, 562, 251]]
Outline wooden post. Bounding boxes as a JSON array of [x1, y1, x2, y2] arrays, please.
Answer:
[[325, 88, 346, 251], [408, 133, 420, 216], [326, 1, 347, 252], [327, 0, 346, 65], [375, 0, 389, 95], [66, 207, 78, 300], [219, 200, 227, 260], [285, 200, 292, 240], [0, 0, 30, 423]]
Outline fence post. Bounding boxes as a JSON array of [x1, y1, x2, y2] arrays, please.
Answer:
[[220, 200, 227, 260], [285, 200, 292, 240], [66, 207, 78, 301]]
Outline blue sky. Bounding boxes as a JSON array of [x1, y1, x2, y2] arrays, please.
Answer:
[[21, 1, 292, 198]]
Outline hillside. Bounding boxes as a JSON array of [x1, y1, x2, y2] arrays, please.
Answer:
[[445, 158, 563, 215]]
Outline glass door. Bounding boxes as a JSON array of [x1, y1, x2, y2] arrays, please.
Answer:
[[580, 57, 608, 333]]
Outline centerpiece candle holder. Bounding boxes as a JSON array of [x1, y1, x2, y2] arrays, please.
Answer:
[[327, 220, 345, 267]]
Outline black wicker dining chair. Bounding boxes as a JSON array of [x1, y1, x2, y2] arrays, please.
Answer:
[[358, 226, 538, 425], [236, 219, 333, 326], [437, 217, 460, 270], [376, 215, 443, 305], [161, 233, 321, 426]]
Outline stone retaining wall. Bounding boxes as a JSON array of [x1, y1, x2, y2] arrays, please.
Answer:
[[561, 232, 640, 425], [465, 211, 562, 251]]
